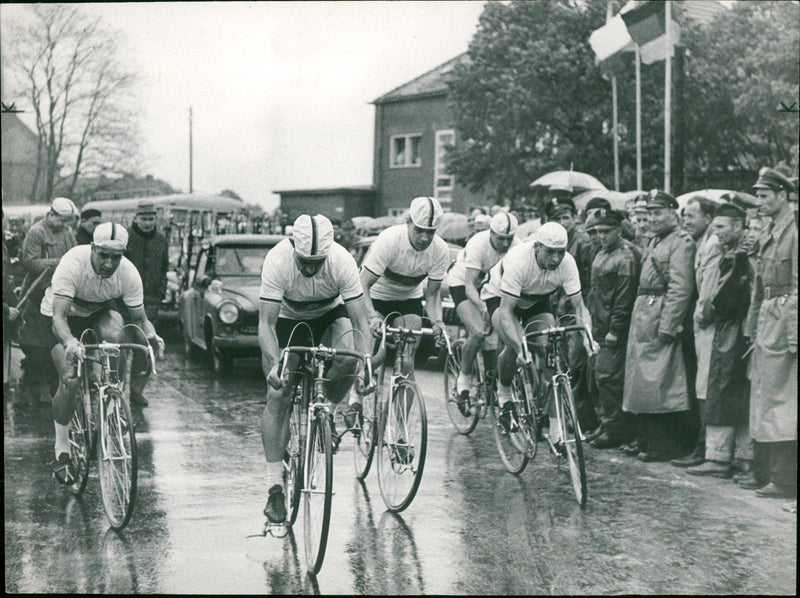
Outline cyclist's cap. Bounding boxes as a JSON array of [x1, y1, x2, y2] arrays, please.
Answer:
[[490, 211, 518, 236], [51, 197, 74, 216], [93, 222, 129, 251], [292, 214, 333, 261], [535, 222, 568, 249], [409, 196, 443, 230]]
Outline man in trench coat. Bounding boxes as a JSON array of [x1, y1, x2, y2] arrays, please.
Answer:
[[622, 190, 696, 462], [741, 168, 797, 499]]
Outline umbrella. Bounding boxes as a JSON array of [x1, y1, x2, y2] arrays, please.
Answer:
[[437, 212, 471, 243], [675, 189, 732, 210], [530, 170, 607, 194], [573, 189, 642, 213]]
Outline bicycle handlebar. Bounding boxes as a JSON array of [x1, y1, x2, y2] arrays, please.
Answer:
[[378, 321, 453, 356], [520, 323, 597, 363], [276, 345, 373, 390], [72, 341, 157, 378]]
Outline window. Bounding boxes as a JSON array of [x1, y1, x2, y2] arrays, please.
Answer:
[[390, 134, 421, 168], [434, 129, 455, 203]]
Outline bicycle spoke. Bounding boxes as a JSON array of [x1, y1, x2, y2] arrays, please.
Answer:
[[97, 390, 137, 529]]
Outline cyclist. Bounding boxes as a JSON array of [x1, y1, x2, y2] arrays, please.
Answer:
[[446, 211, 519, 413], [259, 214, 372, 524], [360, 196, 450, 376], [481, 222, 596, 440], [41, 223, 164, 485]]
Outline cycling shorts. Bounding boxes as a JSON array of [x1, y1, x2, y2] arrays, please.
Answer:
[[43, 308, 119, 350], [449, 285, 468, 309], [372, 298, 424, 320], [276, 304, 349, 348], [485, 295, 552, 323]]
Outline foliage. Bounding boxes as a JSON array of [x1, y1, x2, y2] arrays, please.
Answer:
[[219, 189, 244, 201], [2, 5, 144, 203]]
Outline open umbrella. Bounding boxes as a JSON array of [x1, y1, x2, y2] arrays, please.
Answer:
[[530, 170, 607, 194], [675, 189, 732, 210], [573, 189, 642, 213], [437, 212, 471, 243]]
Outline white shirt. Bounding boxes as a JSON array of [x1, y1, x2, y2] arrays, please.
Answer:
[[362, 224, 450, 301], [481, 240, 581, 309], [259, 239, 363, 320], [41, 244, 144, 317], [446, 230, 518, 287]]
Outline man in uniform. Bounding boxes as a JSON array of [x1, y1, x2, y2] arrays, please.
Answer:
[[686, 203, 753, 479], [259, 214, 373, 523], [124, 201, 170, 407], [75, 208, 102, 245], [19, 197, 77, 402], [741, 168, 797, 499], [622, 190, 696, 462], [360, 197, 450, 376], [671, 196, 722, 468], [586, 210, 639, 449]]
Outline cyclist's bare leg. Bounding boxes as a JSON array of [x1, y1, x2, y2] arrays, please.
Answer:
[[320, 317, 358, 404], [260, 370, 297, 464], [51, 344, 80, 446], [456, 300, 486, 385]]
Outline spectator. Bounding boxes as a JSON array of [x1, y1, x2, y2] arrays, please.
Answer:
[[586, 209, 640, 449], [125, 201, 169, 407], [671, 196, 721, 468], [3, 213, 22, 393], [622, 190, 696, 462], [686, 203, 753, 479], [18, 197, 77, 402], [741, 168, 797, 499], [75, 208, 102, 245], [631, 196, 651, 248]]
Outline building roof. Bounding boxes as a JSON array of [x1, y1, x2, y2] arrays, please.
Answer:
[[372, 53, 470, 105], [275, 186, 376, 196]]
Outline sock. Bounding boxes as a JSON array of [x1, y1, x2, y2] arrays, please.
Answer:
[[497, 384, 512, 407], [265, 461, 284, 491], [456, 372, 471, 394], [54, 422, 71, 459], [549, 417, 561, 444]]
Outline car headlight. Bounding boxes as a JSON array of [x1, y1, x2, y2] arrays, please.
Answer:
[[218, 302, 240, 324]]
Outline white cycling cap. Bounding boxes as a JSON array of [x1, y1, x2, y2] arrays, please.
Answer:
[[51, 197, 75, 216], [292, 214, 333, 260], [535, 221, 568, 249], [408, 196, 443, 230], [490, 211, 519, 236], [93, 222, 129, 251]]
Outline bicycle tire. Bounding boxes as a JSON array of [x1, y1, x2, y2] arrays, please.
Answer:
[[353, 367, 381, 480], [285, 399, 304, 527], [376, 380, 427, 512], [68, 365, 91, 496], [491, 366, 538, 475], [556, 375, 587, 507], [97, 387, 138, 530], [443, 339, 480, 435], [303, 410, 333, 575]]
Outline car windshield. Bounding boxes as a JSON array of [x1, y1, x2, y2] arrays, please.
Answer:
[[214, 246, 268, 276]]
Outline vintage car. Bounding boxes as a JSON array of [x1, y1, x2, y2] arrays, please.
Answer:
[[179, 234, 285, 373]]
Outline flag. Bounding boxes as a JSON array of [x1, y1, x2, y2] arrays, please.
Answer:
[[639, 21, 681, 65], [589, 14, 635, 76], [620, 0, 666, 46]]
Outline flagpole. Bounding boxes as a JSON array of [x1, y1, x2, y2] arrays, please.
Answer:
[[636, 44, 642, 191], [664, 1, 672, 193], [612, 75, 620, 191]]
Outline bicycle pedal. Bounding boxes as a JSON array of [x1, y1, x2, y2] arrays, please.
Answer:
[[261, 520, 289, 538]]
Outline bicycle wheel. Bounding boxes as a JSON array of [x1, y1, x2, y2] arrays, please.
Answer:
[[285, 402, 304, 527], [353, 368, 381, 480], [491, 367, 537, 475], [68, 365, 91, 496], [556, 375, 587, 507], [376, 381, 427, 512], [97, 387, 138, 530], [303, 410, 333, 575], [443, 339, 480, 435]]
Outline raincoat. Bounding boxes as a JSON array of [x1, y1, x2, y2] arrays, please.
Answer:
[[623, 227, 696, 414]]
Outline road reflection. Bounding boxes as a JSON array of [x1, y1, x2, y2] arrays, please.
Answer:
[[260, 528, 321, 595], [101, 529, 139, 593]]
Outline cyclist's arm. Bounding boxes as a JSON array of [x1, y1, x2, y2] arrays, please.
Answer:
[[464, 267, 487, 316], [359, 268, 381, 320], [496, 294, 524, 357], [258, 300, 282, 380], [567, 291, 593, 333], [52, 295, 78, 347], [126, 304, 158, 339], [424, 279, 443, 325], [344, 296, 372, 356]]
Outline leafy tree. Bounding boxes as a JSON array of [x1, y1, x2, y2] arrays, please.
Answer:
[[2, 5, 143, 203]]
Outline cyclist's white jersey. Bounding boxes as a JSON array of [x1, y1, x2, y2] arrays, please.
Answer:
[[259, 239, 363, 320], [362, 224, 450, 301], [480, 240, 581, 310], [446, 229, 519, 288], [40, 244, 144, 318]]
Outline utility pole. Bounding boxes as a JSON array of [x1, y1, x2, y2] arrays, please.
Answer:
[[664, 1, 672, 193], [189, 107, 194, 194]]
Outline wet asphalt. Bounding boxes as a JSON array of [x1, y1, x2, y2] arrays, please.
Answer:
[[4, 334, 796, 594]]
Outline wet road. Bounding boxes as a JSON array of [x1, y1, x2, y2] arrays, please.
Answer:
[[5, 339, 796, 594]]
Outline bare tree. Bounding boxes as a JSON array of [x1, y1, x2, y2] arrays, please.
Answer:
[[2, 5, 143, 203]]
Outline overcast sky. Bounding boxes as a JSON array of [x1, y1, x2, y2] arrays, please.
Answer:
[[5, 2, 487, 210]]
